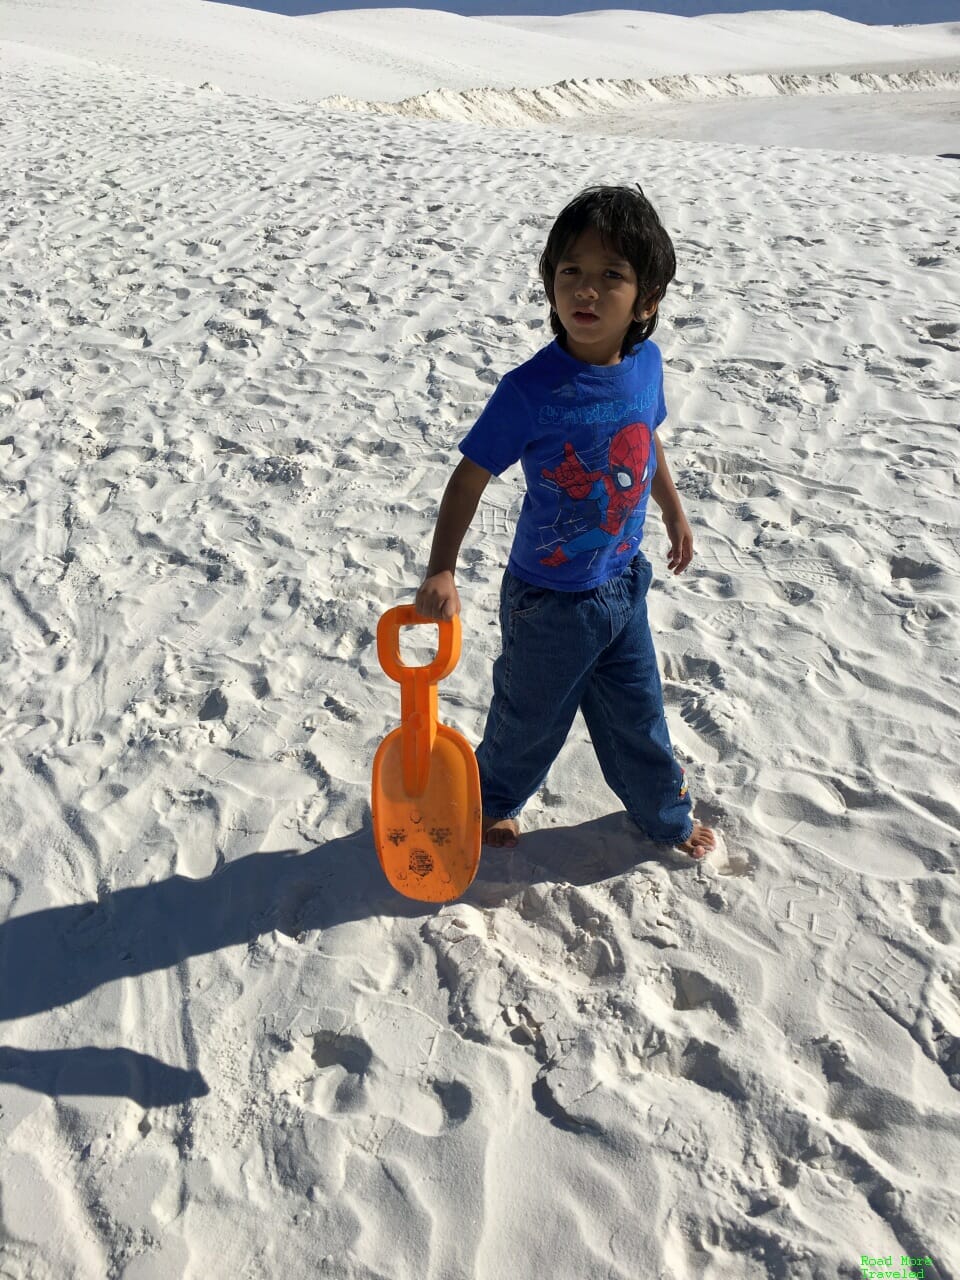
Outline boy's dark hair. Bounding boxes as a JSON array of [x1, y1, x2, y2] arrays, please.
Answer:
[[538, 184, 676, 357]]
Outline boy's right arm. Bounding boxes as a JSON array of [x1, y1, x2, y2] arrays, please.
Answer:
[[416, 457, 492, 620]]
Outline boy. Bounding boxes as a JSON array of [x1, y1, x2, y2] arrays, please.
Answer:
[[415, 185, 715, 860]]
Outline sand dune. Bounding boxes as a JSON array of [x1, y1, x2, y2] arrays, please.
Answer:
[[2, 0, 959, 99], [319, 66, 960, 138], [1, 4, 959, 1278]]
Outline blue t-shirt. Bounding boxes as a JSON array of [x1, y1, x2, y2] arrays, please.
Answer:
[[459, 338, 667, 590]]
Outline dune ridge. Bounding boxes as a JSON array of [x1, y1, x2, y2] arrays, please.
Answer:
[[2, 0, 959, 101], [318, 64, 960, 124]]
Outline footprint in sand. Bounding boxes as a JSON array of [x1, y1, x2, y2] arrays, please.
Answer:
[[620, 1018, 751, 1104], [308, 1029, 373, 1113], [667, 965, 740, 1025], [749, 770, 943, 880], [766, 878, 853, 948], [824, 935, 960, 1093], [272, 1026, 473, 1136], [430, 1078, 473, 1125], [0, 1242, 50, 1280], [901, 879, 954, 947], [153, 787, 221, 878], [661, 652, 734, 760], [919, 319, 959, 352]]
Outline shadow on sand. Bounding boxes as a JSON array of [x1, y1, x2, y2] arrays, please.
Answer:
[[1, 812, 693, 1105]]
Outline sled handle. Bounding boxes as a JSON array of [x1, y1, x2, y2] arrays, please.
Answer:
[[376, 607, 462, 795], [376, 606, 461, 685]]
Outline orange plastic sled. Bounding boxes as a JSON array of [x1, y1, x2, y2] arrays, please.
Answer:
[[371, 606, 482, 902]]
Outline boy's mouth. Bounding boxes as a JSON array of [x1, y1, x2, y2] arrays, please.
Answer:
[[572, 310, 599, 325]]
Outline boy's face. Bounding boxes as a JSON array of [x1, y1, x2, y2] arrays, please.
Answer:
[[552, 226, 658, 366]]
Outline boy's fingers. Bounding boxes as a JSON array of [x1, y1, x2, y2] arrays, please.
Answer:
[[668, 538, 693, 574]]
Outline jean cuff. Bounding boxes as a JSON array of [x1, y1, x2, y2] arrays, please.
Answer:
[[482, 805, 525, 821], [632, 817, 694, 846]]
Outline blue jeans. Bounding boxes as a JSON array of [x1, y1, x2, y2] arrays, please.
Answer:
[[475, 552, 693, 844]]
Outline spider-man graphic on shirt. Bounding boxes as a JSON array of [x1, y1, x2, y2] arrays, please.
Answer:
[[538, 421, 652, 567]]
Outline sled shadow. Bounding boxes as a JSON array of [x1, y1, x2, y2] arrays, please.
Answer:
[[0, 820, 418, 1026], [1, 812, 693, 1022], [0, 811, 682, 1103], [0, 1045, 208, 1106]]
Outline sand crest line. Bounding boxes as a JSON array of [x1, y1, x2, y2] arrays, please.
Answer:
[[316, 66, 960, 126]]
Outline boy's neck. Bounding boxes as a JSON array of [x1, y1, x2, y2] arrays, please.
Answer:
[[560, 334, 626, 366]]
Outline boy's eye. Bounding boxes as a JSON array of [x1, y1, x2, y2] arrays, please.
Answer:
[[560, 267, 624, 277]]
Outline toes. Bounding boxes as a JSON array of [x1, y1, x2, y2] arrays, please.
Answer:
[[482, 819, 518, 848]]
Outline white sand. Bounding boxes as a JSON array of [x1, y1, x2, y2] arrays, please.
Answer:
[[1, 4, 959, 1278]]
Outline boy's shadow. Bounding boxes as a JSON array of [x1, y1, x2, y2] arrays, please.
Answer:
[[467, 810, 699, 904], [0, 812, 688, 1105]]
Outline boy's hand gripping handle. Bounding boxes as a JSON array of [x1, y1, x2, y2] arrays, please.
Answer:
[[376, 606, 462, 797]]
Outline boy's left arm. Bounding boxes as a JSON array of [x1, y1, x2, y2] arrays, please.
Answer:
[[650, 433, 694, 575]]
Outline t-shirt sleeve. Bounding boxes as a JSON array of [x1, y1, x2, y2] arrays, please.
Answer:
[[655, 354, 667, 429], [458, 376, 528, 477]]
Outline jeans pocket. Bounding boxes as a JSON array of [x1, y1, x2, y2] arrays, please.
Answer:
[[633, 551, 654, 595], [506, 575, 549, 621]]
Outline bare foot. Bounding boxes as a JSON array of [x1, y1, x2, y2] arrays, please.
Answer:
[[482, 815, 520, 849], [674, 822, 716, 860]]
